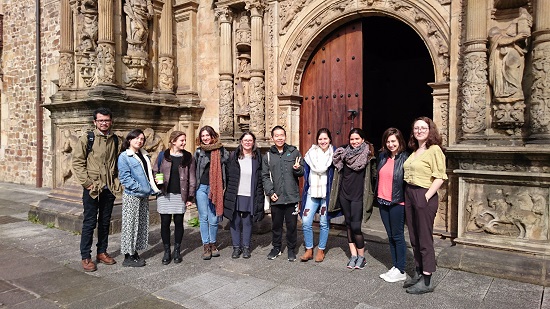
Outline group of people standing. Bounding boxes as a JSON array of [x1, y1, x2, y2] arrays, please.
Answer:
[[74, 107, 446, 296]]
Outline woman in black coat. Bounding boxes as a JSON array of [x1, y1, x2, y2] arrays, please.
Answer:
[[223, 132, 265, 259]]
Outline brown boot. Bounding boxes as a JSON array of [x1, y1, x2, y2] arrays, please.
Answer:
[[315, 249, 325, 262], [300, 248, 313, 262], [210, 243, 220, 257], [202, 244, 212, 260], [82, 258, 97, 272], [96, 252, 116, 265]]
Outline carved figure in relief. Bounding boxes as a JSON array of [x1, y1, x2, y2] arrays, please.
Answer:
[[219, 81, 234, 135], [60, 129, 79, 184], [158, 58, 174, 91], [279, 0, 309, 35], [531, 48, 550, 132], [488, 8, 532, 103], [78, 0, 98, 52], [124, 0, 153, 52], [143, 128, 165, 166]]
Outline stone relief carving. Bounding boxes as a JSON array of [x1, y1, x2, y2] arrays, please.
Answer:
[[465, 185, 547, 240], [530, 46, 550, 134], [279, 0, 450, 95], [249, 78, 266, 136], [265, 5, 276, 133], [74, 0, 98, 87], [219, 80, 235, 136], [236, 13, 251, 50], [143, 128, 165, 166], [123, 0, 153, 88], [488, 8, 532, 130], [158, 57, 174, 91], [279, 0, 311, 35], [59, 53, 75, 88], [59, 129, 79, 185], [460, 52, 487, 134], [459, 160, 550, 173], [96, 43, 115, 84], [440, 101, 448, 146]]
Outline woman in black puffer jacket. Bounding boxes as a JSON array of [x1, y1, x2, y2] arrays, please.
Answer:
[[223, 132, 265, 259]]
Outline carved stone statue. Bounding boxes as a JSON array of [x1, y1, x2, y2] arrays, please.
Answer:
[[488, 8, 532, 103], [143, 128, 165, 166], [123, 0, 153, 88], [59, 129, 79, 185]]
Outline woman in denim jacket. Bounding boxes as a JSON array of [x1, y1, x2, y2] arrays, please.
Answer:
[[118, 129, 160, 267]]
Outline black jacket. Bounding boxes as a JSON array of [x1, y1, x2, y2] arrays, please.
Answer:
[[262, 144, 304, 206], [375, 151, 409, 205], [223, 148, 265, 221]]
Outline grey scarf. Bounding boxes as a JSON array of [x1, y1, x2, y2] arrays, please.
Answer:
[[333, 142, 370, 171]]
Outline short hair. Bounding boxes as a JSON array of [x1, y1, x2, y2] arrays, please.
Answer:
[[169, 131, 186, 144], [122, 129, 145, 150], [380, 127, 406, 156], [271, 125, 286, 137], [316, 128, 332, 144], [407, 116, 443, 151], [196, 125, 219, 145], [237, 131, 258, 159], [93, 107, 113, 120]]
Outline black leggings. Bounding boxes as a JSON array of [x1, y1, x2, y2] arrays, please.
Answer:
[[339, 196, 365, 249], [160, 214, 184, 245]]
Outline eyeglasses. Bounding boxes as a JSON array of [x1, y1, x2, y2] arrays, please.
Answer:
[[413, 127, 429, 132], [95, 119, 112, 124]]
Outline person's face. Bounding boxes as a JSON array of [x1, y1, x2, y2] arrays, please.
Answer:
[[413, 120, 430, 143], [200, 130, 212, 145], [241, 134, 254, 152], [172, 134, 186, 151], [317, 133, 330, 151], [130, 133, 145, 151], [271, 129, 286, 148], [94, 114, 112, 134], [386, 134, 400, 155], [349, 133, 364, 148]]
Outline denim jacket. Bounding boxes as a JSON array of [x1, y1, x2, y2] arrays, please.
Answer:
[[118, 148, 160, 198]]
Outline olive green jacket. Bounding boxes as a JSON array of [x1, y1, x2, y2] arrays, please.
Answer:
[[72, 129, 122, 199], [327, 157, 376, 223]]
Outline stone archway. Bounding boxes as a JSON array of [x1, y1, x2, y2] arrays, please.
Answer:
[[276, 0, 451, 146]]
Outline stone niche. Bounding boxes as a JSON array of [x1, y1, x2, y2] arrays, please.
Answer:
[[440, 147, 550, 286]]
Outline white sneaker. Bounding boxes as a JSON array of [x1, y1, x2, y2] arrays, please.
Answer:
[[383, 267, 407, 283], [379, 266, 396, 280]]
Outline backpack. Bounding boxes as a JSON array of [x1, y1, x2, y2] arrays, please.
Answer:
[[156, 151, 165, 171], [85, 131, 119, 160]]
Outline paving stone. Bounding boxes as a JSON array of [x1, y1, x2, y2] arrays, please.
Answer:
[[65, 285, 145, 309], [0, 287, 37, 306], [9, 297, 62, 309], [483, 277, 543, 308], [238, 285, 314, 309], [154, 272, 235, 305], [112, 294, 187, 309], [12, 267, 92, 296]]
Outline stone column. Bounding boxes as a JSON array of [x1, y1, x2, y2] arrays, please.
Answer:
[[59, 0, 75, 89], [460, 0, 488, 142], [158, 0, 174, 92], [216, 7, 234, 138], [247, 1, 266, 137], [96, 0, 116, 85], [529, 1, 550, 141]]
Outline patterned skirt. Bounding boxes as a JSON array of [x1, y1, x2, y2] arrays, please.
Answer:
[[120, 193, 150, 255]]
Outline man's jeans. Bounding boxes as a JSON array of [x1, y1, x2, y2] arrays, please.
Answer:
[[196, 184, 219, 244], [302, 196, 329, 250], [80, 188, 116, 260]]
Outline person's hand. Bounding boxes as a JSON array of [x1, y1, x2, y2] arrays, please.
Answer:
[[425, 194, 430, 203], [186, 201, 192, 207], [271, 193, 278, 202], [293, 156, 301, 170], [86, 184, 93, 190]]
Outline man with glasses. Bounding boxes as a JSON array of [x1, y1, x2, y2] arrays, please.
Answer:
[[73, 107, 122, 272]]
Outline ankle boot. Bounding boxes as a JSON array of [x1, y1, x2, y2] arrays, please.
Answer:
[[202, 244, 212, 260], [162, 244, 172, 265], [210, 243, 220, 257], [173, 243, 182, 263], [315, 249, 325, 262], [300, 248, 313, 262]]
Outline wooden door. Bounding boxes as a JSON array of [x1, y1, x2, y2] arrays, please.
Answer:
[[300, 21, 363, 151]]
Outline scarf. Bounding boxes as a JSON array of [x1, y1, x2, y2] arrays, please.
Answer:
[[201, 141, 224, 216], [304, 144, 333, 198], [332, 142, 371, 172]]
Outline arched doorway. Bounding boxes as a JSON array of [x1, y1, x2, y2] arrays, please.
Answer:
[[300, 16, 434, 152]]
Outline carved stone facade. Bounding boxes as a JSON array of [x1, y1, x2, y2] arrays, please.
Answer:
[[1, 0, 550, 285]]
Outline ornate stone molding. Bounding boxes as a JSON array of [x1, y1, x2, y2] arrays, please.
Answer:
[[219, 80, 235, 136], [279, 0, 312, 35], [249, 76, 266, 136], [530, 39, 550, 135], [215, 6, 233, 24], [460, 52, 487, 134], [95, 43, 115, 84], [158, 57, 174, 91], [278, 0, 450, 96], [59, 53, 75, 88]]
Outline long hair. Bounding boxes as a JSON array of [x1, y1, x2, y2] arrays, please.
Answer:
[[380, 127, 406, 156], [316, 128, 332, 145], [122, 129, 145, 150], [237, 131, 258, 159], [348, 128, 374, 156], [169, 131, 186, 146], [407, 116, 442, 151], [196, 125, 219, 145]]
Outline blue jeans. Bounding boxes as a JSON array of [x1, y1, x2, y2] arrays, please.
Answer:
[[379, 203, 406, 272], [302, 195, 329, 250], [196, 184, 218, 244], [80, 188, 116, 260]]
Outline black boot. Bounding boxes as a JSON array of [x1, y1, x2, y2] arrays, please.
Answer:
[[173, 243, 182, 264], [162, 244, 172, 265]]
